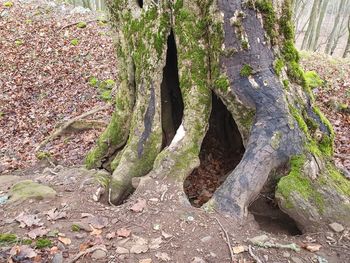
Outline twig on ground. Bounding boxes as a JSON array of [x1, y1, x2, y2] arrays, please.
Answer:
[[68, 245, 107, 263], [58, 19, 102, 32], [248, 245, 263, 263], [214, 217, 234, 263], [35, 104, 110, 152]]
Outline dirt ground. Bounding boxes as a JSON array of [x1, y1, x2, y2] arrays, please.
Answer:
[[0, 164, 350, 263], [1, 0, 350, 263]]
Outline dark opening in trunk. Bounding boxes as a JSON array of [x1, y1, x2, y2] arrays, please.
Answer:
[[161, 30, 184, 147], [184, 94, 245, 207]]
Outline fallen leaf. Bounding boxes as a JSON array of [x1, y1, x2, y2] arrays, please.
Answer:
[[58, 237, 71, 245], [130, 199, 146, 212], [28, 227, 49, 239], [82, 216, 108, 229], [155, 252, 171, 261], [106, 232, 116, 240], [16, 213, 43, 228], [116, 228, 131, 238], [232, 245, 247, 254], [302, 243, 322, 252], [149, 237, 162, 250], [90, 226, 102, 236], [10, 245, 37, 259], [46, 208, 67, 221]]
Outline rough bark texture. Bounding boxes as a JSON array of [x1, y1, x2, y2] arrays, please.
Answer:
[[86, 0, 350, 232]]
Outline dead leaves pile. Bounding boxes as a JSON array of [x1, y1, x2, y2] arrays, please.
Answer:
[[0, 0, 116, 173]]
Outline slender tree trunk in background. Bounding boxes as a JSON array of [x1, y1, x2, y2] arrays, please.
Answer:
[[325, 0, 346, 54], [311, 0, 328, 51], [86, 0, 350, 232], [343, 15, 350, 57], [330, 0, 350, 55], [301, 0, 320, 50]]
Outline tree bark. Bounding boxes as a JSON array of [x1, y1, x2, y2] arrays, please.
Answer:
[[311, 0, 328, 51], [86, 0, 350, 232]]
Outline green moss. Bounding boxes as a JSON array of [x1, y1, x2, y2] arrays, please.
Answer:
[[240, 64, 253, 77], [0, 233, 17, 245], [274, 58, 284, 77], [99, 89, 112, 101], [22, 239, 33, 245], [304, 71, 324, 88], [241, 39, 249, 50], [276, 155, 325, 212], [318, 135, 333, 157], [36, 151, 51, 160], [326, 165, 350, 196], [255, 0, 277, 42], [4, 1, 13, 7], [289, 105, 308, 135], [279, 0, 294, 40], [70, 38, 79, 46], [282, 79, 289, 89], [15, 40, 24, 46], [77, 22, 87, 28], [214, 75, 230, 92], [35, 238, 52, 249], [71, 224, 81, 232], [282, 40, 299, 62]]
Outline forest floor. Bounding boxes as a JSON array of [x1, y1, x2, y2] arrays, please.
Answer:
[[1, 0, 350, 263]]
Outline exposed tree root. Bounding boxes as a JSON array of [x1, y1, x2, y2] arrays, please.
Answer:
[[35, 105, 110, 152]]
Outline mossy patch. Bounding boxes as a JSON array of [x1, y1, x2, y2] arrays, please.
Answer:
[[36, 151, 51, 160], [276, 155, 325, 212], [240, 64, 253, 77], [70, 38, 79, 46], [304, 71, 323, 88], [35, 238, 52, 249], [9, 180, 56, 202], [3, 1, 13, 8], [0, 233, 17, 245], [77, 22, 87, 28]]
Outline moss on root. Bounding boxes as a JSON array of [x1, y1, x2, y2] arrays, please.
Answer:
[[276, 155, 325, 212]]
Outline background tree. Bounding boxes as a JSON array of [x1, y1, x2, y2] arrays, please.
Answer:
[[86, 0, 350, 232]]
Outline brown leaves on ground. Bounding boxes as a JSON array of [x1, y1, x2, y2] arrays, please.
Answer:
[[301, 53, 350, 171], [0, 0, 116, 173]]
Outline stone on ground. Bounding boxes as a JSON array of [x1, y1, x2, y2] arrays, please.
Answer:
[[9, 180, 56, 202]]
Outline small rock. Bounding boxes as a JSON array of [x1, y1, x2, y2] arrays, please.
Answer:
[[283, 252, 290, 258], [191, 257, 206, 263], [329, 222, 344, 233], [75, 233, 87, 239], [91, 249, 107, 260], [209, 252, 217, 258], [116, 247, 129, 254], [139, 259, 152, 263], [200, 236, 212, 243], [161, 231, 172, 239], [249, 234, 269, 244], [130, 244, 148, 254], [52, 253, 63, 263], [155, 252, 171, 261], [232, 245, 247, 254], [291, 257, 304, 263]]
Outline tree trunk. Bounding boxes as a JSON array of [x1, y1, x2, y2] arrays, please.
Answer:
[[86, 0, 350, 232], [344, 15, 350, 58], [301, 0, 320, 50], [311, 0, 328, 51], [325, 0, 346, 54]]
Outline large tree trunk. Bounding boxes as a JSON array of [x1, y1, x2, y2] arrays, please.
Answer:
[[86, 0, 350, 232]]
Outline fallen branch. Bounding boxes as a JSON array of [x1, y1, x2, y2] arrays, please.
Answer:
[[68, 245, 107, 263], [248, 245, 262, 263], [58, 19, 105, 32], [35, 105, 110, 152], [214, 217, 234, 263]]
